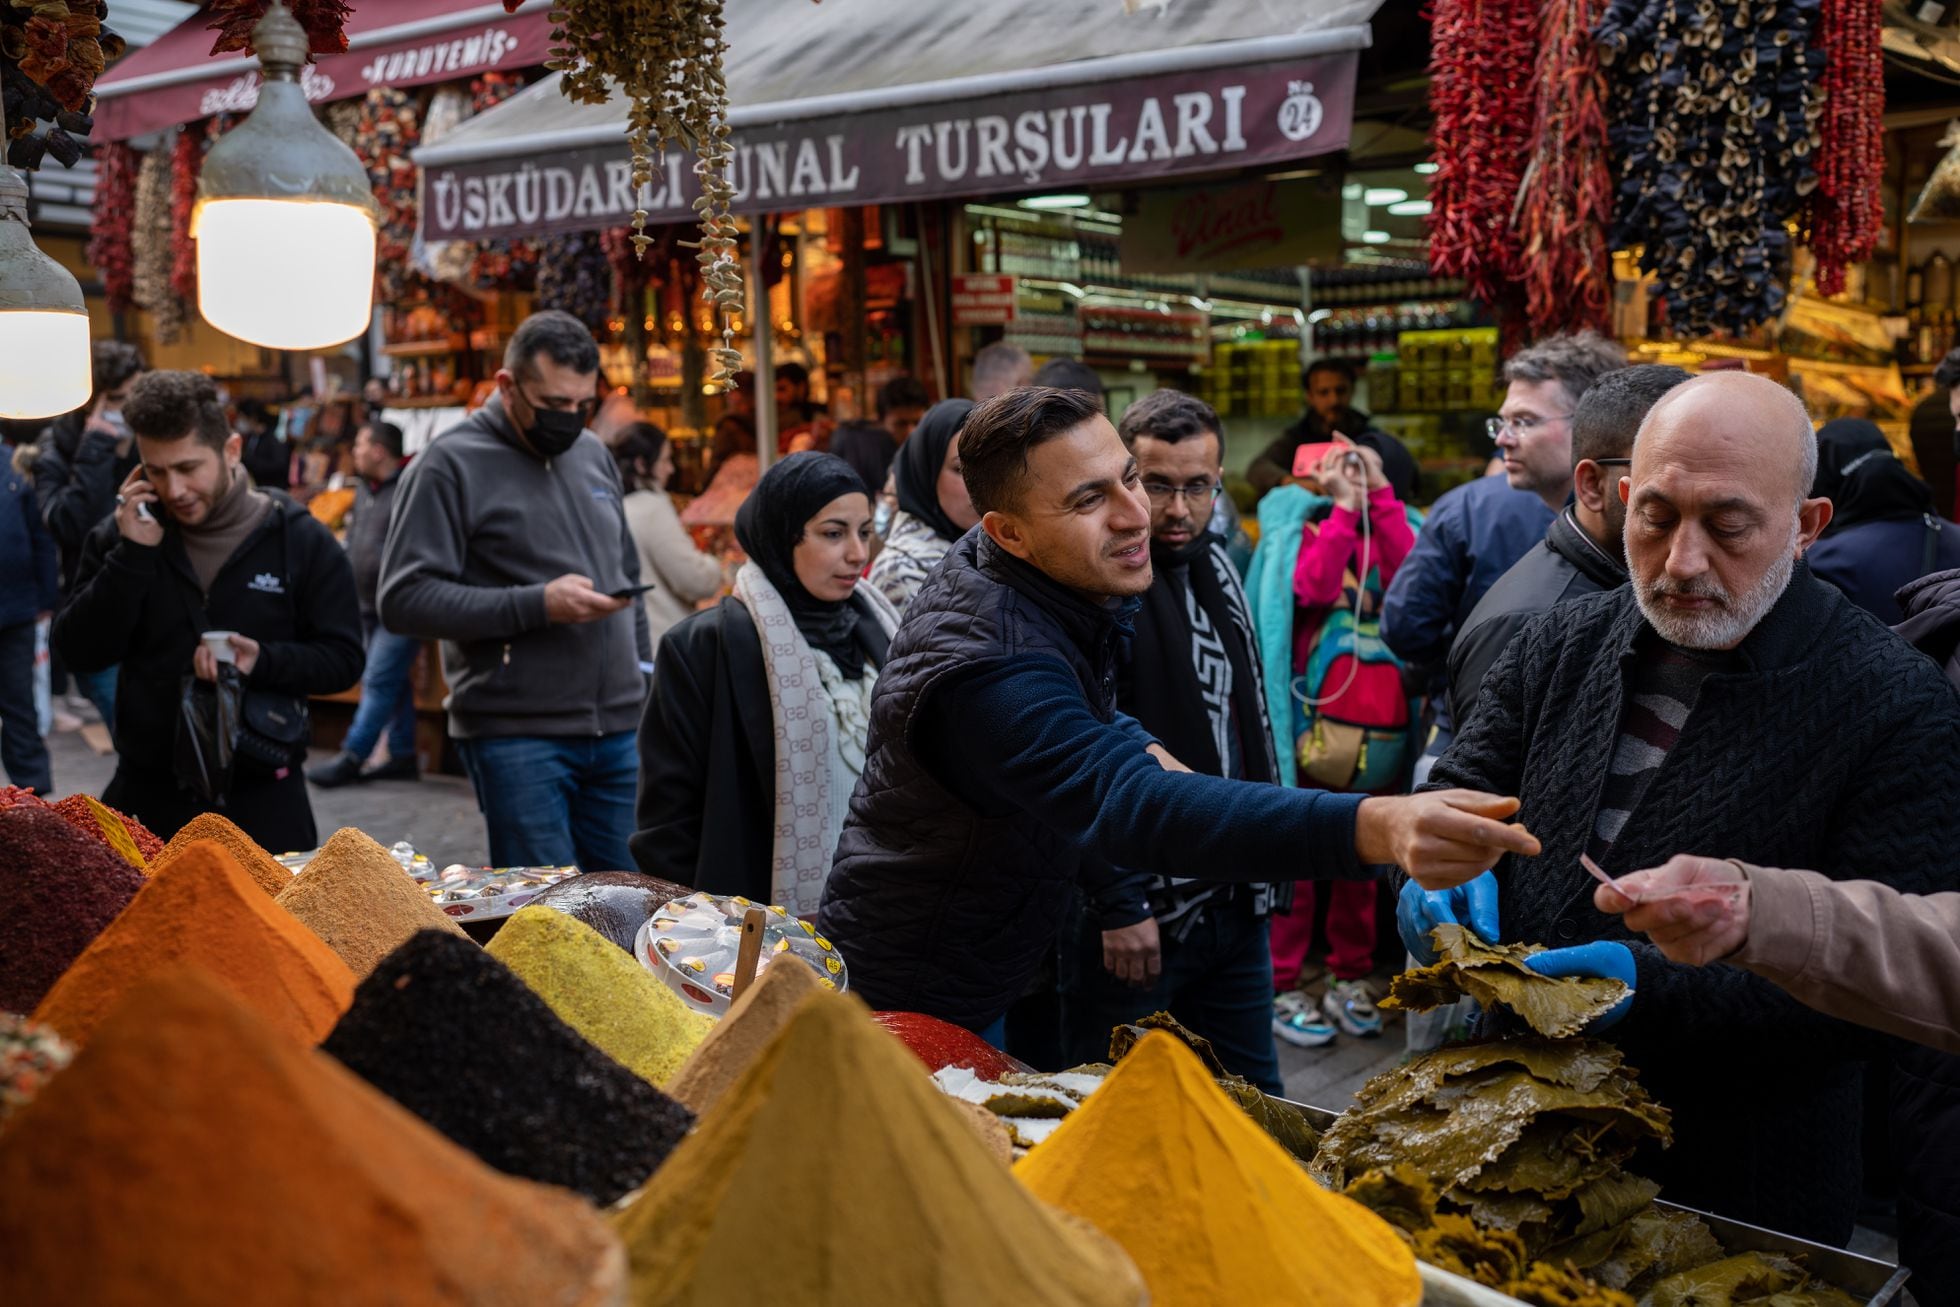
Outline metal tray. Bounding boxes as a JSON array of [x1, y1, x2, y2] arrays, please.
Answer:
[[1282, 1099, 1910, 1307]]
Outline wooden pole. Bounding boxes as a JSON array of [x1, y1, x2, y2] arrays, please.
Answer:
[[731, 906, 767, 1000]]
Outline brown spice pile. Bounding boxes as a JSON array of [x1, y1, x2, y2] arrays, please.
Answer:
[[156, 811, 293, 897], [34, 841, 356, 1047], [275, 827, 469, 978], [0, 967, 625, 1305], [665, 953, 821, 1113]]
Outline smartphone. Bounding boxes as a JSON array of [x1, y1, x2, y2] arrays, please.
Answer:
[[1291, 441, 1357, 478], [129, 469, 156, 524], [609, 583, 657, 599]]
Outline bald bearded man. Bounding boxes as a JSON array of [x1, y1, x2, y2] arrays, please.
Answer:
[[1413, 372, 1960, 1243]]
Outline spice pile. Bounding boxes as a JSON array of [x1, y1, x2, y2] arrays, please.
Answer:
[[666, 950, 822, 1112], [0, 1015, 71, 1124], [485, 905, 714, 1087], [275, 826, 469, 977], [0, 806, 146, 1013], [33, 840, 355, 1047], [611, 989, 1148, 1305], [321, 930, 694, 1206], [47, 793, 162, 864], [1019, 1032, 1420, 1307], [160, 811, 294, 896], [0, 968, 623, 1305]]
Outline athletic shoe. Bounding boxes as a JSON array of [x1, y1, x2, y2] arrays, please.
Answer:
[[1323, 978, 1384, 1038], [1272, 990, 1337, 1048], [307, 752, 366, 788]]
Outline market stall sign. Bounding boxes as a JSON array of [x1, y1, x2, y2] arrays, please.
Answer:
[[1119, 175, 1342, 275], [94, 10, 555, 142], [952, 274, 1018, 325], [419, 52, 1358, 243]]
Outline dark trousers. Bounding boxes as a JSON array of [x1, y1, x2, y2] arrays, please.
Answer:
[[1063, 894, 1285, 1095], [0, 620, 50, 795], [104, 764, 317, 855]]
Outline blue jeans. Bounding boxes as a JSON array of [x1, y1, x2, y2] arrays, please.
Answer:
[[1063, 894, 1285, 1095], [454, 732, 637, 872], [341, 622, 419, 763], [0, 621, 51, 796], [72, 663, 116, 737]]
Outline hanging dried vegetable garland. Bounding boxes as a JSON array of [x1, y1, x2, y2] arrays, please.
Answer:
[[535, 231, 612, 335], [1803, 0, 1883, 296], [525, 0, 745, 387], [87, 141, 137, 314], [1, 1, 122, 170], [205, 0, 349, 57], [1424, 0, 1536, 326], [132, 147, 187, 344], [1596, 0, 1825, 337], [1514, 0, 1614, 338], [345, 88, 422, 310], [604, 225, 669, 321], [465, 72, 539, 292], [169, 127, 202, 306]]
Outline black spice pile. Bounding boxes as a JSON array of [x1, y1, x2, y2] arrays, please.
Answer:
[[0, 807, 146, 1013], [320, 930, 694, 1205]]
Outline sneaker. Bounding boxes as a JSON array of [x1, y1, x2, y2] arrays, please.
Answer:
[[1273, 990, 1338, 1048], [360, 755, 420, 783], [1323, 978, 1384, 1038], [307, 752, 367, 788]]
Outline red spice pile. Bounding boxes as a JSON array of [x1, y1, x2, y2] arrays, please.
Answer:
[[48, 794, 164, 864], [0, 807, 146, 1014]]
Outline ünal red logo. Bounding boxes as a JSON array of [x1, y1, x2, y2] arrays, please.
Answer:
[[1170, 182, 1285, 261]]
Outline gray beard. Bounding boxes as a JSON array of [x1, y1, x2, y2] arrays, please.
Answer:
[[1631, 519, 1798, 651]]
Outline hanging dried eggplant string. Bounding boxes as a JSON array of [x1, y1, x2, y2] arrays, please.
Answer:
[[168, 127, 202, 305], [1512, 0, 1614, 338], [533, 0, 746, 389], [1, 1, 121, 171], [87, 141, 137, 314], [1804, 0, 1883, 295], [1597, 0, 1826, 337], [132, 146, 187, 344], [535, 231, 612, 335], [1425, 0, 1536, 333]]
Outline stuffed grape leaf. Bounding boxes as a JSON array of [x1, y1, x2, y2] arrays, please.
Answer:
[[1383, 925, 1631, 1038]]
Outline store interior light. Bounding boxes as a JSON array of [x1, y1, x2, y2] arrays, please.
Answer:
[[1020, 193, 1091, 210], [1307, 308, 1333, 324], [1363, 188, 1409, 206], [1388, 199, 1433, 216], [0, 131, 89, 418], [1360, 231, 1392, 244], [1341, 183, 1363, 200], [1057, 281, 1087, 300], [1414, 162, 1440, 175], [194, 1, 377, 350]]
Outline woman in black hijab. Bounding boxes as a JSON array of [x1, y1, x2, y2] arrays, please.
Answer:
[[632, 453, 901, 910], [867, 398, 979, 614], [1809, 418, 1960, 622]]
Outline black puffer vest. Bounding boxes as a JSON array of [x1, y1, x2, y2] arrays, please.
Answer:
[[818, 530, 1130, 1031]]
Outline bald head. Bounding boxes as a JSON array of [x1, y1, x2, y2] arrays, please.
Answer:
[[1619, 372, 1831, 650]]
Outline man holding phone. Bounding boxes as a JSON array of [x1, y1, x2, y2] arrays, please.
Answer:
[[379, 311, 651, 872]]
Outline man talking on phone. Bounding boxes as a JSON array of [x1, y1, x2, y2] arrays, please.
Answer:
[[379, 311, 652, 872], [52, 371, 363, 852]]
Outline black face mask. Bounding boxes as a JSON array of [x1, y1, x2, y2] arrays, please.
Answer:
[[513, 384, 587, 458]]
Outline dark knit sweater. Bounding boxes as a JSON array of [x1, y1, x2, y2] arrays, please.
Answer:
[[1427, 563, 1960, 1243]]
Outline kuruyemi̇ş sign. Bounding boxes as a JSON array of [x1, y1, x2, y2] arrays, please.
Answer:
[[419, 54, 1357, 243]]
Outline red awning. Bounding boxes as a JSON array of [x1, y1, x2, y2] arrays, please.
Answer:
[[93, 0, 554, 142]]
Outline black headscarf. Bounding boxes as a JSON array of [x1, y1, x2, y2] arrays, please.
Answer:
[[734, 451, 883, 677], [892, 398, 974, 542], [1815, 418, 1934, 536]]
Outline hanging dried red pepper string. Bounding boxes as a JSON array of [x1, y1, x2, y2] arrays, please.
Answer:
[[1806, 0, 1884, 296], [1515, 0, 1614, 338], [168, 127, 201, 306], [205, 0, 349, 56], [87, 143, 137, 315]]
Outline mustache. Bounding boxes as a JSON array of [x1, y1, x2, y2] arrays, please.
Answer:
[[1644, 574, 1731, 605]]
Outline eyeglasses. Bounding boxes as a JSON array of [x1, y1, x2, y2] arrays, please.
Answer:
[[1592, 457, 1632, 467], [1486, 413, 1573, 440], [1142, 480, 1224, 507]]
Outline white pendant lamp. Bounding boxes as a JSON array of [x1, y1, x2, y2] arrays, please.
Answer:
[[193, 0, 376, 350], [0, 150, 90, 419]]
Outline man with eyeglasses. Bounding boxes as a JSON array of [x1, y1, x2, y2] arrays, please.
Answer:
[[1447, 365, 1691, 731], [379, 310, 652, 871], [1054, 388, 1289, 1089]]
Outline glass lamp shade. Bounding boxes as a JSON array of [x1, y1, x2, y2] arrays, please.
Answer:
[[0, 308, 89, 419], [195, 198, 376, 349]]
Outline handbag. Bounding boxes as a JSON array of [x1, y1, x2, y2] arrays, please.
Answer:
[[181, 522, 311, 783]]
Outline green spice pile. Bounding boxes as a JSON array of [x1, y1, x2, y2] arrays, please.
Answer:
[[322, 930, 693, 1206]]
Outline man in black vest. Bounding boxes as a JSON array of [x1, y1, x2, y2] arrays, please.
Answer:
[[818, 386, 1539, 1045]]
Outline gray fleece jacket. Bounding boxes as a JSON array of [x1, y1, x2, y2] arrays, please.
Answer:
[[377, 397, 651, 739]]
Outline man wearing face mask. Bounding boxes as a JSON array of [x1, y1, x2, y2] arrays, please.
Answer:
[[379, 311, 652, 872]]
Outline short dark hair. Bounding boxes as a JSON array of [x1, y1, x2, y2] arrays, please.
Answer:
[[612, 421, 669, 492], [234, 397, 272, 428], [123, 370, 230, 450], [92, 341, 145, 396], [960, 385, 1105, 516], [1501, 330, 1627, 406], [775, 361, 810, 387], [360, 419, 405, 461], [1118, 389, 1223, 457], [1030, 358, 1104, 407], [504, 309, 599, 378], [1937, 347, 1960, 393], [1303, 358, 1356, 388], [971, 341, 1032, 393], [875, 375, 930, 418], [1570, 364, 1692, 468]]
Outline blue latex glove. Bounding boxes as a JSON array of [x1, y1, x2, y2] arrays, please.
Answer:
[[1395, 871, 1501, 966], [1523, 941, 1637, 1031]]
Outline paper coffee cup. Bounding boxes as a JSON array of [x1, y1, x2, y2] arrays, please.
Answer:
[[202, 631, 239, 665]]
